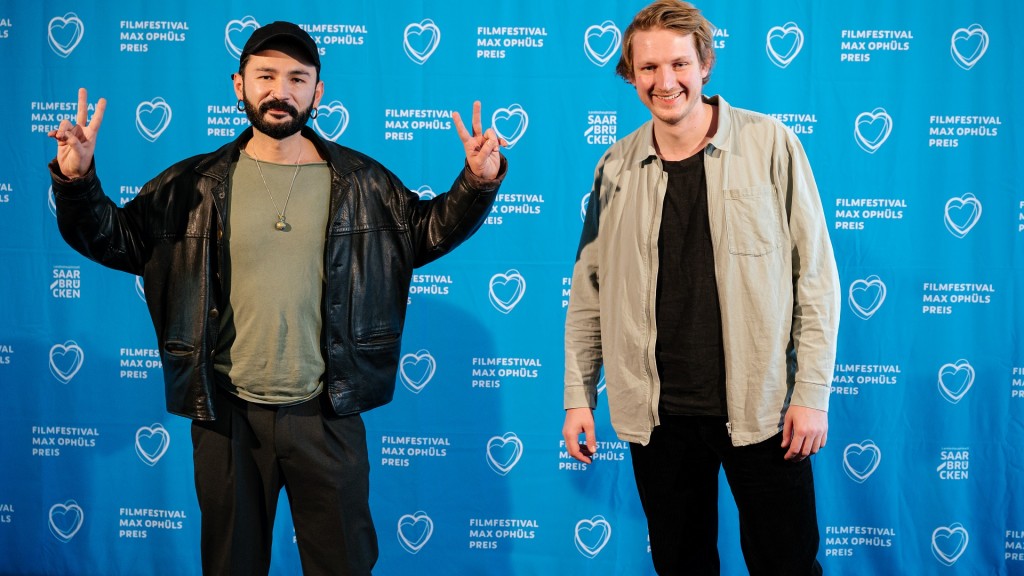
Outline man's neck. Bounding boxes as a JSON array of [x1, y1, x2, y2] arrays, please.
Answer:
[[652, 103, 718, 161], [246, 130, 315, 164]]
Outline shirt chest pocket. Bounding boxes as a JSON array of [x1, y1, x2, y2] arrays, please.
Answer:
[[723, 185, 784, 256]]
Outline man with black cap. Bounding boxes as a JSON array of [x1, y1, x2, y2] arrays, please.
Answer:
[[47, 21, 507, 575]]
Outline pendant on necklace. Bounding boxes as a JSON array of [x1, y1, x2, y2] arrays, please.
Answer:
[[251, 148, 300, 234]]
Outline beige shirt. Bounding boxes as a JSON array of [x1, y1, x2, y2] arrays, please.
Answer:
[[214, 151, 330, 404], [564, 95, 840, 446]]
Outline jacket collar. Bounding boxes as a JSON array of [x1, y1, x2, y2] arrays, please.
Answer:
[[705, 94, 732, 152], [631, 93, 734, 167], [193, 125, 366, 181]]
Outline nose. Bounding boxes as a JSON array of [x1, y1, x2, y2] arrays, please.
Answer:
[[654, 66, 675, 91], [268, 78, 291, 102]]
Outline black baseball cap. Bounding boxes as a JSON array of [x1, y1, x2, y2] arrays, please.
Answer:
[[240, 21, 320, 72]]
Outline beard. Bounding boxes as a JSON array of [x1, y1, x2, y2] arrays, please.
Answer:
[[242, 91, 314, 139]]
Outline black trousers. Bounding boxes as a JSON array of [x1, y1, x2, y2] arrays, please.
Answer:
[[191, 387, 377, 576], [629, 416, 822, 576]]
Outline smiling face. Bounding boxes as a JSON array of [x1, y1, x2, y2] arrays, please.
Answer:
[[630, 28, 709, 129], [233, 47, 324, 140]]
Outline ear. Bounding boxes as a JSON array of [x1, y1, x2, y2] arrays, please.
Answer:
[[313, 79, 325, 108], [232, 73, 244, 101]]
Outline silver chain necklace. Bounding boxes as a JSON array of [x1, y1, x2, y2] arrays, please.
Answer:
[[250, 146, 301, 231]]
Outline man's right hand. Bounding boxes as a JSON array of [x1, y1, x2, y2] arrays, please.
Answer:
[[48, 88, 106, 179], [562, 407, 597, 464]]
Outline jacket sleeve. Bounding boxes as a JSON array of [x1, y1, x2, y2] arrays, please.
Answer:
[[50, 160, 151, 276], [776, 129, 841, 412], [406, 157, 507, 268], [563, 154, 607, 410]]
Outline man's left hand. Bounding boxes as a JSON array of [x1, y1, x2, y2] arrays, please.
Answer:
[[453, 101, 506, 180], [781, 405, 828, 461]]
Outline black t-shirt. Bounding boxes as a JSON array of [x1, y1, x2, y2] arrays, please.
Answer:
[[654, 152, 727, 416]]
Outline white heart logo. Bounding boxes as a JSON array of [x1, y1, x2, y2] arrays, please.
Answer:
[[842, 440, 882, 483], [135, 423, 171, 466], [597, 372, 606, 396], [848, 275, 886, 320], [854, 108, 893, 154], [136, 98, 173, 142], [49, 500, 85, 542], [574, 515, 612, 558], [403, 19, 441, 65], [943, 193, 982, 238], [47, 13, 85, 58], [399, 350, 436, 394], [765, 22, 804, 68], [413, 185, 436, 200], [938, 359, 974, 404], [49, 341, 85, 384], [488, 270, 526, 314], [486, 432, 523, 476], [313, 100, 349, 143], [491, 104, 529, 149], [583, 21, 621, 67], [397, 511, 434, 554], [225, 16, 260, 60], [931, 523, 969, 565], [135, 276, 146, 302], [48, 185, 57, 217], [950, 24, 988, 70]]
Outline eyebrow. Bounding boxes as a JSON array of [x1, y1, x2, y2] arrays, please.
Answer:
[[251, 66, 312, 77], [636, 56, 692, 66]]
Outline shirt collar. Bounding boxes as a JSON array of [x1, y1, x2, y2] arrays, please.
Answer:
[[634, 93, 733, 167]]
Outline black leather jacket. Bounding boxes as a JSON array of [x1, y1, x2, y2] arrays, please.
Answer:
[[51, 126, 503, 420]]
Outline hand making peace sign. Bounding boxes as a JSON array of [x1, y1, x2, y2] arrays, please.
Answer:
[[453, 101, 507, 181], [48, 87, 107, 179]]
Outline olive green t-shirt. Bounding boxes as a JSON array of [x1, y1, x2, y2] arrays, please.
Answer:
[[213, 150, 330, 405]]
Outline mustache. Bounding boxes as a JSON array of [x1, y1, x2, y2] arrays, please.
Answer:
[[258, 99, 299, 117]]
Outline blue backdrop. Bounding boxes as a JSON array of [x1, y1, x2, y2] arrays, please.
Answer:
[[1, 1, 1022, 574]]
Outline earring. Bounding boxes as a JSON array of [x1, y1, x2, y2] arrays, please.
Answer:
[[236, 99, 245, 112], [310, 108, 318, 119]]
